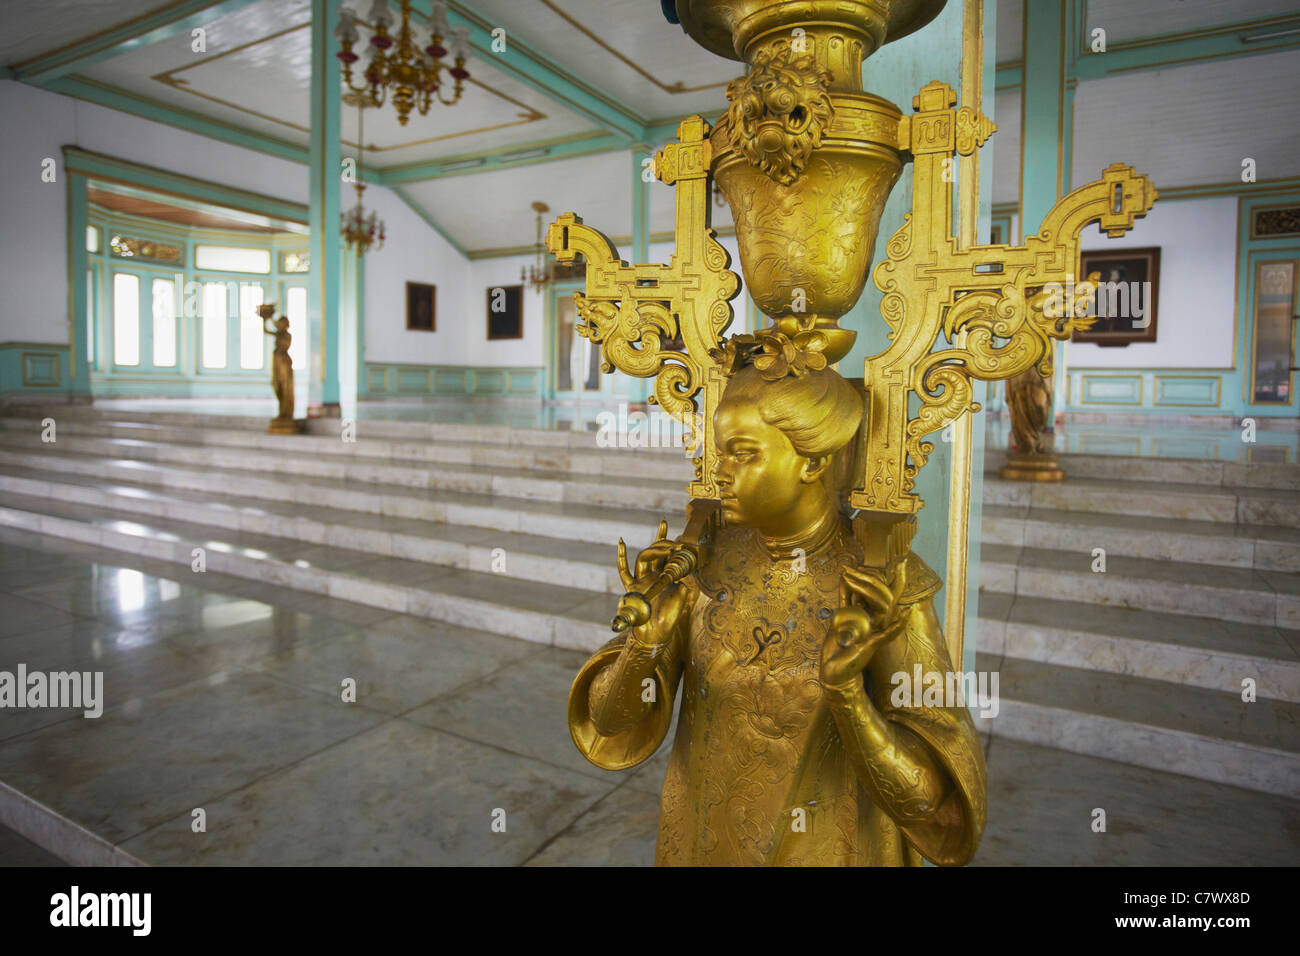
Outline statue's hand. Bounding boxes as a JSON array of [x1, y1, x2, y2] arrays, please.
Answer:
[[820, 605, 904, 688], [821, 562, 908, 688], [614, 520, 691, 645]]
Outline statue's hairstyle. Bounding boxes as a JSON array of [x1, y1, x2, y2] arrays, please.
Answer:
[[719, 364, 862, 459]]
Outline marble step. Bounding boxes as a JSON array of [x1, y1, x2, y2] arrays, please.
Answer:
[[0, 432, 691, 514], [4, 404, 679, 453], [973, 651, 1300, 796], [985, 473, 1300, 528], [983, 503, 1300, 572], [0, 470, 630, 596], [0, 492, 616, 654], [980, 543, 1300, 628], [986, 449, 1300, 491], [0, 416, 697, 483], [0, 449, 687, 550], [978, 591, 1300, 703]]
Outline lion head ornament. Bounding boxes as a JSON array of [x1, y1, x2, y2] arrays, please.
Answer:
[[724, 47, 834, 186]]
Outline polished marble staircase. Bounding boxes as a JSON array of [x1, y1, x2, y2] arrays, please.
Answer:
[[0, 405, 1296, 804]]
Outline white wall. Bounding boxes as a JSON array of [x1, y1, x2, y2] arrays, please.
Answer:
[[359, 184, 477, 366], [1, 79, 468, 371], [1069, 196, 1236, 369]]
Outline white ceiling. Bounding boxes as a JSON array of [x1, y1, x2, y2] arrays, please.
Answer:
[[74, 0, 598, 165], [467, 0, 740, 122], [0, 0, 169, 68], [1072, 47, 1300, 190], [4, 0, 1297, 254], [1083, 0, 1300, 40]]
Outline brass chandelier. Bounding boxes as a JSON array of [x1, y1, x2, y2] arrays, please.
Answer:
[[522, 201, 553, 293], [335, 0, 471, 127], [340, 93, 385, 256]]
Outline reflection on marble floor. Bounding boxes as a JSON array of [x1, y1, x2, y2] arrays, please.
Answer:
[[0, 527, 1295, 866], [91, 396, 634, 431], [985, 411, 1298, 463]]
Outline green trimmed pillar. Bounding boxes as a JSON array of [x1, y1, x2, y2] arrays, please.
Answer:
[[308, 0, 343, 414], [1021, 0, 1077, 417], [67, 170, 91, 400]]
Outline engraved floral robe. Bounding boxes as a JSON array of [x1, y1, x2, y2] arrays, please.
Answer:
[[569, 518, 987, 866]]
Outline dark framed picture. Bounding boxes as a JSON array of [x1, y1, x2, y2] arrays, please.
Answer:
[[486, 284, 524, 340], [1071, 247, 1160, 347], [406, 281, 436, 332]]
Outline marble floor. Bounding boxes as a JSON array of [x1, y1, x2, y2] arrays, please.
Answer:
[[0, 527, 1295, 866]]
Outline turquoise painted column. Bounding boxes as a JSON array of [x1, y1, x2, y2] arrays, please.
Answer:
[[309, 0, 343, 414], [630, 146, 653, 404], [67, 171, 91, 399], [1021, 0, 1076, 415], [837, 0, 994, 677], [355, 247, 367, 398]]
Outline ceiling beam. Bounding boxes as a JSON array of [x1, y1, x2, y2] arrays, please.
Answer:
[[375, 130, 628, 184], [447, 1, 647, 142], [44, 74, 309, 164], [1074, 13, 1300, 81], [12, 0, 267, 86]]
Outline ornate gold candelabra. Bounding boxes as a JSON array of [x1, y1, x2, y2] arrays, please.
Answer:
[[553, 0, 1156, 867], [335, 0, 471, 127], [551, 2, 1153, 539]]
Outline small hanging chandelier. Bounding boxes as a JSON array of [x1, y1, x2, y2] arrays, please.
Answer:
[[523, 201, 553, 293], [341, 94, 386, 256], [335, 0, 471, 127]]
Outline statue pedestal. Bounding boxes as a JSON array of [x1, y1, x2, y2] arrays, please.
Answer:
[[267, 417, 306, 435], [999, 450, 1065, 482]]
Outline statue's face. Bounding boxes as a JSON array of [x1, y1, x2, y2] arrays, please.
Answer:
[[713, 398, 809, 528]]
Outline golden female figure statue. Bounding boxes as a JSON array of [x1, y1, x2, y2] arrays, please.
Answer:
[[1006, 364, 1052, 456], [568, 336, 986, 866], [258, 302, 297, 431], [551, 0, 1152, 867]]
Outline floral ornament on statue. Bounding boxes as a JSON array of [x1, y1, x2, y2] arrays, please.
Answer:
[[709, 328, 830, 381]]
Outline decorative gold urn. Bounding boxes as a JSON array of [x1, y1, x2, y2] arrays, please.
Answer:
[[696, 0, 944, 361]]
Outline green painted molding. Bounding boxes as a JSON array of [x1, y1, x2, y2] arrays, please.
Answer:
[[391, 186, 469, 258], [994, 60, 1022, 90], [63, 147, 308, 224], [447, 1, 646, 141], [1075, 12, 1300, 80], [13, 0, 267, 85], [45, 75, 309, 165], [375, 130, 626, 184]]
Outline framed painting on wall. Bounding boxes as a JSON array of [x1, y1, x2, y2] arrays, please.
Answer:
[[486, 284, 524, 340], [1071, 247, 1160, 347], [406, 281, 436, 332]]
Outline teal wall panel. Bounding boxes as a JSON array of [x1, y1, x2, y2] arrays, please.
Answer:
[[1154, 375, 1221, 407], [365, 363, 543, 398], [1079, 373, 1143, 405]]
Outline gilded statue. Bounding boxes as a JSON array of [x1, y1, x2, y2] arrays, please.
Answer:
[[569, 334, 986, 865], [258, 302, 300, 434], [1005, 364, 1052, 456], [551, 0, 1154, 866]]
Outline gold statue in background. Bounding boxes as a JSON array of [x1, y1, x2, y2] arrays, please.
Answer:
[[259, 303, 302, 434], [552, 0, 1155, 866], [1001, 364, 1065, 481]]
